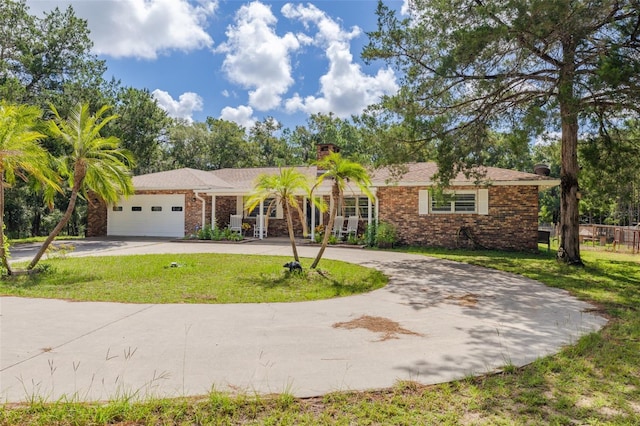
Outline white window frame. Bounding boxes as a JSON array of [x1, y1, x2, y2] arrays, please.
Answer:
[[341, 196, 373, 218], [239, 196, 283, 219], [419, 189, 489, 215], [432, 191, 476, 213]]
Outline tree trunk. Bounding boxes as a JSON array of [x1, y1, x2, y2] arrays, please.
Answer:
[[0, 173, 13, 275], [28, 164, 85, 270], [284, 202, 299, 262], [311, 184, 339, 269], [557, 47, 583, 266]]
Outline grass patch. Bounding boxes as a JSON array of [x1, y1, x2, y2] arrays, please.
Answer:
[[2, 247, 640, 424], [0, 254, 387, 303], [8, 235, 84, 245]]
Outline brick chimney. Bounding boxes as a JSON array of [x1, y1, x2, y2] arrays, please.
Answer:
[[316, 143, 340, 164]]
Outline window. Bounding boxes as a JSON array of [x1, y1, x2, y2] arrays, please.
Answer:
[[430, 192, 476, 214], [151, 206, 162, 212], [341, 196, 374, 218], [247, 198, 277, 218], [343, 197, 357, 217], [419, 189, 488, 215], [112, 206, 123, 212], [171, 206, 183, 212], [131, 206, 142, 212], [454, 194, 476, 212], [358, 197, 374, 218]]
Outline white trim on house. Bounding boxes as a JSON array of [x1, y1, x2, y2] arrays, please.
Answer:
[[418, 189, 489, 215]]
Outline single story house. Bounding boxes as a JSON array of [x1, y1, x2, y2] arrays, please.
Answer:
[[87, 144, 559, 251]]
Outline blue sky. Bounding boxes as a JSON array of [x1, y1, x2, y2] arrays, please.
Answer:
[[26, 0, 407, 129]]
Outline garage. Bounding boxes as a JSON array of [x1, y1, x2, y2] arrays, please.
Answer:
[[107, 194, 185, 237]]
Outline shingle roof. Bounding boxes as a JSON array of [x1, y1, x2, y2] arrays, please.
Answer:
[[210, 166, 317, 189], [132, 168, 233, 190], [132, 163, 557, 191], [370, 163, 557, 186]]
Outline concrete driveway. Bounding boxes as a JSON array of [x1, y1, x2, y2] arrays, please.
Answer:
[[1, 239, 606, 402]]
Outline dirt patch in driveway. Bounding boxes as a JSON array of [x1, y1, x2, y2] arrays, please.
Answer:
[[445, 293, 479, 307], [333, 315, 423, 341]]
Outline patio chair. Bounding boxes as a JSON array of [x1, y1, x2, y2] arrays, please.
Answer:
[[253, 215, 268, 238], [332, 216, 345, 236], [228, 214, 243, 234], [343, 215, 359, 237]]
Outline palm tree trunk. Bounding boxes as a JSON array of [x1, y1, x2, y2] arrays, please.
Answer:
[[293, 201, 308, 237], [311, 184, 339, 269], [284, 203, 299, 262], [27, 171, 83, 270], [0, 173, 13, 276]]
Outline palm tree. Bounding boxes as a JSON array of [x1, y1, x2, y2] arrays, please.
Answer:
[[246, 168, 317, 262], [0, 102, 59, 275], [27, 102, 135, 270], [310, 152, 373, 269]]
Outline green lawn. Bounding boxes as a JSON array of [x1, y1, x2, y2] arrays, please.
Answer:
[[1, 247, 639, 425], [1, 253, 387, 303]]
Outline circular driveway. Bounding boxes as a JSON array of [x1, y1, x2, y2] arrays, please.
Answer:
[[1, 239, 606, 402]]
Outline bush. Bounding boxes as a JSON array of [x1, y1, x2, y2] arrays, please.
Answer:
[[197, 224, 213, 240], [365, 221, 377, 247], [375, 221, 398, 248], [197, 224, 242, 242], [211, 227, 225, 241]]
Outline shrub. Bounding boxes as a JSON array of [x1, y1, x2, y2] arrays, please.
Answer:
[[314, 224, 324, 243], [375, 221, 398, 248], [197, 224, 213, 240], [365, 221, 377, 247], [211, 227, 225, 241]]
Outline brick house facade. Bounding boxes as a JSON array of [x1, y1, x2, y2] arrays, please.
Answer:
[[377, 185, 539, 250], [87, 146, 556, 251]]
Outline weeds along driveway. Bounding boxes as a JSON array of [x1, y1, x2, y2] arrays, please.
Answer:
[[0, 240, 607, 402]]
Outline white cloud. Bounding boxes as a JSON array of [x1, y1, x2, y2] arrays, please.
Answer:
[[216, 1, 300, 111], [220, 105, 256, 128], [26, 0, 216, 59], [281, 3, 398, 118], [152, 90, 203, 122], [401, 0, 413, 15]]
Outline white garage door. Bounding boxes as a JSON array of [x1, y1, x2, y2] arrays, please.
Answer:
[[107, 194, 185, 237]]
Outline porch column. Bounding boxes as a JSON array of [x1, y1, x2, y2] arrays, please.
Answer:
[[259, 199, 264, 240], [211, 195, 216, 228], [310, 197, 315, 241]]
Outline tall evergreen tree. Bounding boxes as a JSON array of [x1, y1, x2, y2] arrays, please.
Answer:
[[364, 0, 640, 265]]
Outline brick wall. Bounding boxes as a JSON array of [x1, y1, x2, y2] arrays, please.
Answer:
[[377, 185, 539, 251], [214, 196, 236, 229], [86, 192, 107, 237]]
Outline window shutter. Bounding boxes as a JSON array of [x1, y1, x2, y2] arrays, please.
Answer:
[[478, 189, 489, 215], [418, 190, 429, 215]]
